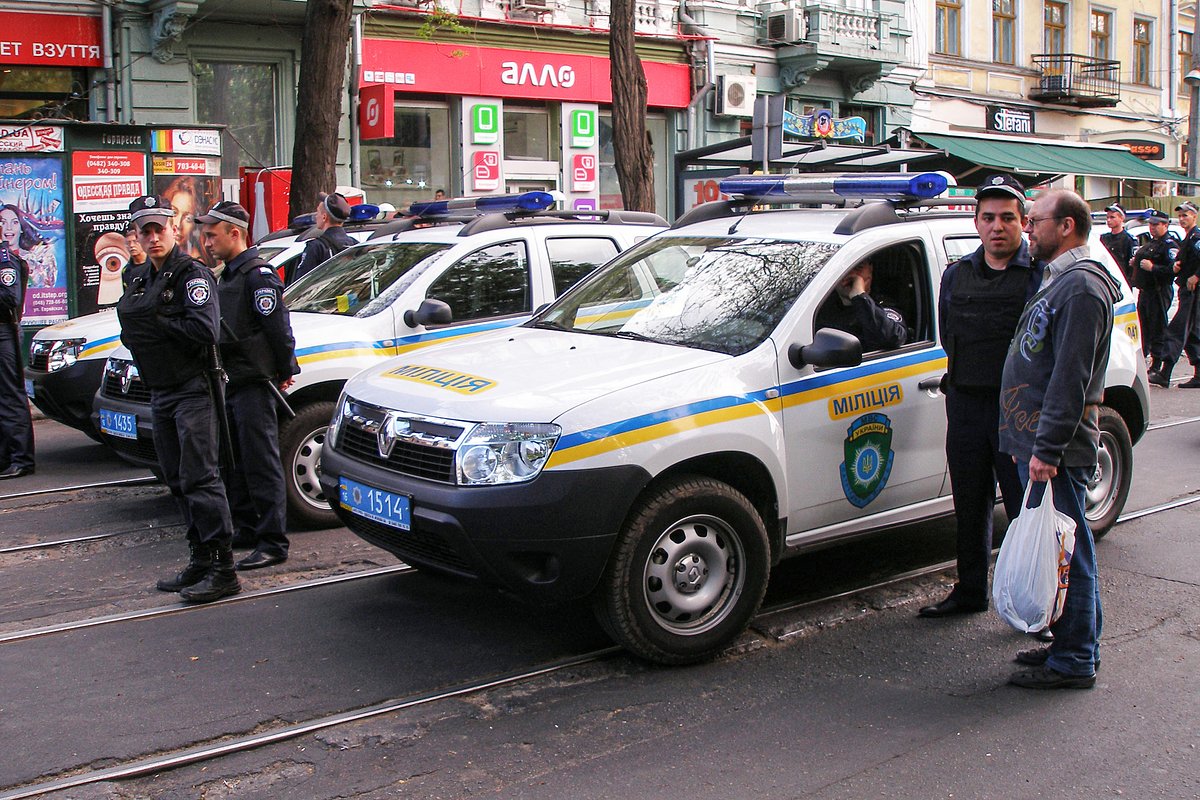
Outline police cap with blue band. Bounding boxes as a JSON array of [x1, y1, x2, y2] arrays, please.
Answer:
[[195, 200, 250, 229], [1146, 208, 1170, 222], [129, 195, 175, 228]]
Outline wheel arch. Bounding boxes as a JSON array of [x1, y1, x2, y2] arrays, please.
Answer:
[[284, 380, 346, 410], [1102, 385, 1147, 445]]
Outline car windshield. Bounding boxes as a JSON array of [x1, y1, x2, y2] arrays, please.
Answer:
[[284, 241, 453, 317], [536, 236, 839, 355]]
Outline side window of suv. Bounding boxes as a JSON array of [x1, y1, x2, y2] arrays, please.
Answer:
[[546, 237, 620, 297], [427, 240, 531, 322]]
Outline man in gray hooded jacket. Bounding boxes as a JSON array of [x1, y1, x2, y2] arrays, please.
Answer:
[[999, 188, 1121, 690]]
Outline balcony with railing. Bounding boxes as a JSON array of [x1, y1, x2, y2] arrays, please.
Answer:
[[1028, 54, 1121, 108]]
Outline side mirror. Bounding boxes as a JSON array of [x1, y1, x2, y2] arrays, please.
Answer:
[[789, 328, 863, 370], [403, 298, 453, 328]]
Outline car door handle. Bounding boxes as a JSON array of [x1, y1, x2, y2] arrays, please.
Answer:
[[917, 377, 943, 393]]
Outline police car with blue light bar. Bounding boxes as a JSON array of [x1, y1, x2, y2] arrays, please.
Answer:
[[92, 192, 666, 528], [320, 174, 1149, 664]]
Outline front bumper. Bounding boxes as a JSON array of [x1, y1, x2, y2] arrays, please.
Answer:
[[91, 388, 159, 469], [28, 359, 107, 432], [321, 444, 650, 605]]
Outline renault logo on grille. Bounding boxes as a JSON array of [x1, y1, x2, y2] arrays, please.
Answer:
[[377, 416, 410, 458], [120, 364, 134, 394]]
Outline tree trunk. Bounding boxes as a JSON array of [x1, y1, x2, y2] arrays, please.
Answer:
[[608, 0, 655, 212], [289, 0, 354, 222]]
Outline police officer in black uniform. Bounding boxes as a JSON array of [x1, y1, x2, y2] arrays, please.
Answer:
[[287, 191, 355, 285], [920, 174, 1041, 618], [119, 195, 239, 603], [1099, 203, 1137, 286], [1131, 209, 1179, 374], [813, 259, 908, 351], [197, 201, 299, 570], [0, 240, 34, 479], [1152, 201, 1200, 388]]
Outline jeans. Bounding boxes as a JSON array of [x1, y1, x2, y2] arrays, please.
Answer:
[[1016, 463, 1102, 676]]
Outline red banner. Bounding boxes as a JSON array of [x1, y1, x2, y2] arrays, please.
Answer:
[[361, 39, 691, 109], [360, 84, 395, 140], [0, 12, 103, 67]]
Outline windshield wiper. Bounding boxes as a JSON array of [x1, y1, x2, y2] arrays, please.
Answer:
[[530, 319, 570, 331], [611, 330, 660, 343]]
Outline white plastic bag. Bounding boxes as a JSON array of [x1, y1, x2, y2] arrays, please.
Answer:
[[992, 481, 1077, 633]]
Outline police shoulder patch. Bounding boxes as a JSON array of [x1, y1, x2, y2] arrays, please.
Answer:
[[254, 286, 278, 315], [1168, 248, 1180, 261], [884, 308, 903, 323], [0, 268, 15, 287], [259, 266, 275, 275], [185, 276, 211, 306]]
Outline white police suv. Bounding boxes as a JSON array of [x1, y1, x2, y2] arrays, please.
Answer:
[[92, 193, 666, 527], [320, 173, 1149, 665]]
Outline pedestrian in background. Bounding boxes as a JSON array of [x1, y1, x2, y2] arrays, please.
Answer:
[[1098, 203, 1136, 286], [1130, 209, 1178, 376], [1001, 188, 1117, 690], [287, 192, 354, 285], [920, 174, 1039, 618], [0, 239, 34, 479], [1150, 201, 1200, 388], [118, 195, 239, 603], [198, 201, 299, 570]]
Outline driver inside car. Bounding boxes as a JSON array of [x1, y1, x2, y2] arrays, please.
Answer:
[[814, 259, 908, 352]]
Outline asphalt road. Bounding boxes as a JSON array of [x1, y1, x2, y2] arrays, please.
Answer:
[[2, 387, 1198, 799]]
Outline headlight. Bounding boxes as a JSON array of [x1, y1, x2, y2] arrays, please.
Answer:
[[456, 422, 560, 486], [327, 392, 350, 448], [35, 339, 86, 373]]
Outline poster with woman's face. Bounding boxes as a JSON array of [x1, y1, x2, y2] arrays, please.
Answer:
[[0, 157, 68, 324], [153, 174, 221, 268]]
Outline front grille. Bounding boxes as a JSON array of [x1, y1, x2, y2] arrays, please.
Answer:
[[102, 432, 159, 465], [28, 350, 49, 371], [101, 370, 151, 403], [336, 400, 465, 484], [338, 507, 475, 575]]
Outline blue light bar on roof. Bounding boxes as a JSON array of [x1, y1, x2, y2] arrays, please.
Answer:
[[348, 203, 381, 221], [407, 191, 557, 218], [719, 172, 949, 202]]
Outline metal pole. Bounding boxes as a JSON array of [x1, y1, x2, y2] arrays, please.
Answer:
[[1189, 23, 1200, 184]]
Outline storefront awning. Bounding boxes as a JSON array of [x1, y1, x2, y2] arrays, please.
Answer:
[[907, 130, 1181, 183]]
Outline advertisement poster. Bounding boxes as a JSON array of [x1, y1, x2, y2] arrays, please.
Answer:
[[152, 171, 221, 268], [71, 150, 147, 316], [0, 156, 67, 324]]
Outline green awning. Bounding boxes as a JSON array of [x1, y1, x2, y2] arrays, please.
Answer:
[[916, 132, 1181, 182]]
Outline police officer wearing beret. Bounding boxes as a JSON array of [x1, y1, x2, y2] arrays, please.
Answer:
[[1151, 201, 1200, 388], [119, 195, 239, 603], [920, 174, 1041, 618], [1131, 209, 1179, 375], [1099, 204, 1137, 286], [197, 201, 299, 570], [286, 191, 355, 285], [0, 239, 34, 479]]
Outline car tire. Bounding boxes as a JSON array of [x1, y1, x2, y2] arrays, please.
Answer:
[[591, 475, 770, 665], [1087, 405, 1133, 539], [280, 400, 339, 530]]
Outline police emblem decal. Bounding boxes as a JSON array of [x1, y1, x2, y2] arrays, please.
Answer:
[[0, 268, 15, 286], [185, 277, 210, 306], [839, 412, 895, 508], [254, 287, 277, 315]]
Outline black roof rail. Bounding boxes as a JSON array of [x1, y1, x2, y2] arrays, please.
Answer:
[[456, 208, 668, 237]]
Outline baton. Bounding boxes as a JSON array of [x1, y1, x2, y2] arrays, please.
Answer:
[[220, 318, 296, 419], [206, 343, 236, 473]]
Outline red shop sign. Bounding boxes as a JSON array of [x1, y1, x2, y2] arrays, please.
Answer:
[[0, 12, 103, 67], [361, 39, 691, 109]]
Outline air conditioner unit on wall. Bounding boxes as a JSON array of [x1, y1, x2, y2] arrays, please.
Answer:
[[716, 75, 757, 118], [765, 9, 806, 45], [1039, 74, 1073, 96], [514, 0, 554, 11]]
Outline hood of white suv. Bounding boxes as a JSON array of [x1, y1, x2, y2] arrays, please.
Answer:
[[32, 309, 123, 360], [344, 326, 727, 422]]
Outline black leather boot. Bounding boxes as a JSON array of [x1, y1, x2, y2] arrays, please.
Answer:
[[156, 537, 212, 592], [1149, 361, 1173, 387], [1180, 366, 1200, 388], [180, 543, 242, 603]]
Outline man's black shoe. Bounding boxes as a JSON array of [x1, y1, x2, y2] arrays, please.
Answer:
[[0, 465, 34, 479], [1014, 646, 1100, 672], [235, 550, 287, 570], [1008, 664, 1095, 690], [917, 595, 988, 618]]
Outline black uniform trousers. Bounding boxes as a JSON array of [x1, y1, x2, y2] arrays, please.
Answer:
[[1138, 284, 1173, 361], [150, 374, 233, 546], [0, 324, 33, 470], [224, 381, 288, 556], [1162, 283, 1200, 369], [944, 385, 1024, 605]]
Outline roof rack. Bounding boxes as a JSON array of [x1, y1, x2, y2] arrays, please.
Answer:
[[456, 208, 667, 236]]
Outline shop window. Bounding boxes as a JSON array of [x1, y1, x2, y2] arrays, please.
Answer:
[[546, 237, 620, 296], [0, 67, 88, 119], [426, 241, 530, 321], [362, 103, 451, 208], [195, 60, 279, 180], [504, 108, 550, 161], [598, 113, 668, 216]]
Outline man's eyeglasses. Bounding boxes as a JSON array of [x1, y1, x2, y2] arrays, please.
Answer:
[[1025, 215, 1067, 228]]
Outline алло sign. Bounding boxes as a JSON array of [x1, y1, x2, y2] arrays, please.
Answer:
[[986, 105, 1035, 135]]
